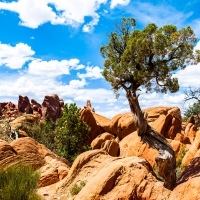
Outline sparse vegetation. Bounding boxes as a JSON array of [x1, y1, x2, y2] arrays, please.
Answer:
[[70, 181, 87, 196], [0, 163, 41, 200], [176, 146, 186, 178]]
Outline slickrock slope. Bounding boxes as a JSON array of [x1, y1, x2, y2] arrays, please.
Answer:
[[0, 137, 70, 187], [54, 150, 171, 200]]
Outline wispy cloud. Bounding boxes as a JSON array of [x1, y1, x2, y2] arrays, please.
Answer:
[[125, 2, 193, 28]]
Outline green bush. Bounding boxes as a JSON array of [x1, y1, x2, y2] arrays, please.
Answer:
[[70, 181, 87, 196], [56, 103, 91, 164], [0, 164, 41, 200]]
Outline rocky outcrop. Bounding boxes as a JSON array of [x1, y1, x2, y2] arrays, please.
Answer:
[[41, 94, 63, 122], [119, 131, 159, 167], [108, 107, 182, 141], [91, 132, 115, 149], [54, 150, 170, 200], [0, 102, 18, 121], [109, 112, 137, 140], [150, 107, 182, 139], [80, 109, 103, 143], [182, 130, 200, 166], [169, 157, 200, 200], [18, 95, 33, 114], [0, 137, 70, 187], [184, 123, 197, 143]]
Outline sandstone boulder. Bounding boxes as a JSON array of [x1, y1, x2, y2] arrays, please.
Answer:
[[54, 150, 170, 200], [184, 123, 197, 142], [80, 109, 105, 144], [109, 113, 137, 140], [91, 132, 115, 149], [0, 137, 70, 187], [144, 106, 172, 123], [119, 131, 159, 167], [174, 133, 191, 144], [182, 130, 200, 166], [169, 157, 200, 200], [150, 107, 182, 139]]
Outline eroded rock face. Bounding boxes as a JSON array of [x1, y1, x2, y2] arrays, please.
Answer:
[[18, 95, 33, 114], [0, 102, 18, 121], [169, 157, 200, 200], [55, 150, 170, 200], [182, 130, 200, 166], [109, 112, 137, 140], [41, 94, 63, 122], [119, 131, 159, 167], [108, 107, 182, 141], [0, 137, 70, 187], [184, 123, 197, 143], [150, 107, 182, 139], [80, 109, 109, 144]]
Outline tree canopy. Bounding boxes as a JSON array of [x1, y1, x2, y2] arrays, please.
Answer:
[[100, 17, 200, 190], [100, 18, 200, 96]]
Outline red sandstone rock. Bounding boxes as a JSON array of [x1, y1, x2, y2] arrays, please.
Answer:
[[174, 133, 191, 144], [184, 123, 197, 142], [169, 157, 200, 200], [55, 150, 170, 200], [109, 112, 137, 140], [0, 137, 70, 187], [182, 130, 200, 166], [18, 95, 33, 114], [91, 132, 115, 149], [80, 109, 105, 144], [41, 94, 62, 122], [119, 131, 159, 167]]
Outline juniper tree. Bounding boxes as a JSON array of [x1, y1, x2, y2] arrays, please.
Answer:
[[100, 18, 200, 189]]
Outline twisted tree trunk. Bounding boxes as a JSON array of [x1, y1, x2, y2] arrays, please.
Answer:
[[126, 89, 176, 190]]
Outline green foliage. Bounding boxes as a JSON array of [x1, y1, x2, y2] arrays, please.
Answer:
[[176, 146, 186, 178], [39, 115, 56, 152], [70, 181, 87, 196], [100, 18, 200, 96], [183, 102, 200, 123], [21, 122, 41, 141], [0, 164, 41, 200], [56, 103, 91, 164]]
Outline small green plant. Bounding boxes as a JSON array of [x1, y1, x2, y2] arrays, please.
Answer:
[[176, 146, 186, 178], [0, 163, 41, 200], [70, 181, 87, 196]]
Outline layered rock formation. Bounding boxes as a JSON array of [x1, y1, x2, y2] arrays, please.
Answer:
[[0, 137, 70, 187]]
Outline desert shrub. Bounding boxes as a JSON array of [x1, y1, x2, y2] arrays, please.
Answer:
[[70, 181, 87, 196], [176, 146, 186, 178], [0, 164, 41, 200], [56, 103, 91, 164], [39, 115, 57, 152]]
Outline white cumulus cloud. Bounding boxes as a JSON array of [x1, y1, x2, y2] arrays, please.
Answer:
[[0, 42, 35, 69], [77, 66, 103, 79], [110, 0, 130, 9], [0, 0, 107, 31], [28, 58, 84, 77]]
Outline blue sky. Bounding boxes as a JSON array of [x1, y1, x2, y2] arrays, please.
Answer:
[[0, 0, 200, 118]]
